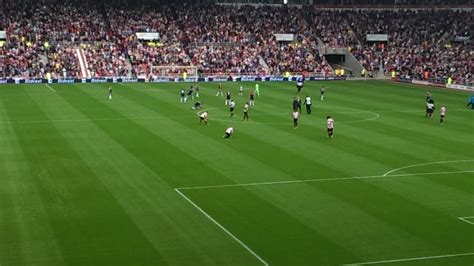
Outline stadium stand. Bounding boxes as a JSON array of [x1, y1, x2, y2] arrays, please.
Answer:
[[0, 1, 472, 84]]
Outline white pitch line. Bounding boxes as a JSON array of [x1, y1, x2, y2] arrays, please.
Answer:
[[343, 252, 474, 265], [0, 114, 224, 124], [198, 107, 380, 125], [174, 188, 269, 266], [176, 170, 474, 190], [382, 160, 474, 177], [45, 84, 56, 93], [458, 217, 474, 225]]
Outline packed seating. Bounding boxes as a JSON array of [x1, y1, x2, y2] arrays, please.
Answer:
[[0, 1, 471, 84]]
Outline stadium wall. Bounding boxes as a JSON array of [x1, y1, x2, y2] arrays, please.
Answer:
[[0, 76, 347, 85], [397, 78, 474, 92]]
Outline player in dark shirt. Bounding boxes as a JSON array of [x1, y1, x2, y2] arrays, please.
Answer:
[[194, 84, 200, 98], [296, 96, 302, 113], [296, 76, 304, 93], [192, 101, 202, 110], [292, 97, 299, 112], [320, 86, 326, 101], [216, 83, 223, 96], [180, 89, 186, 103], [249, 90, 255, 106], [186, 86, 194, 102], [225, 90, 232, 105], [426, 91, 432, 102]]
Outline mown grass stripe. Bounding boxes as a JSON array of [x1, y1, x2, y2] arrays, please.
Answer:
[[1, 86, 167, 266]]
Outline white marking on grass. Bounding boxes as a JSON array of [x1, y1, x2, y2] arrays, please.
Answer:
[[45, 84, 56, 93], [458, 217, 474, 225], [0, 109, 468, 126], [175, 188, 269, 266], [343, 252, 474, 265], [198, 107, 380, 125], [382, 160, 474, 177], [0, 114, 210, 124], [176, 170, 474, 190]]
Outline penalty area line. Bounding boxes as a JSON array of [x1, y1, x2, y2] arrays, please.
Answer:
[[343, 252, 474, 265], [174, 188, 269, 266]]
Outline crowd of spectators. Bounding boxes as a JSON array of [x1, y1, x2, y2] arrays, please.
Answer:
[[309, 8, 472, 83], [0, 1, 471, 84]]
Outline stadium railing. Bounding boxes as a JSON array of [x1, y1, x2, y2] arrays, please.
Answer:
[[0, 74, 347, 85]]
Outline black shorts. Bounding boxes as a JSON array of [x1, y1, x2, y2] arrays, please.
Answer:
[[250, 95, 254, 100], [327, 128, 334, 134], [230, 107, 235, 112], [441, 114, 445, 118], [427, 109, 434, 114], [297, 85, 302, 91]]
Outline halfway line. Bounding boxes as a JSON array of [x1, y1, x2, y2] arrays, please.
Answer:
[[176, 170, 474, 190]]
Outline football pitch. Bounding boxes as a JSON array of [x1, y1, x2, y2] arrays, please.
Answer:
[[0, 80, 472, 266]]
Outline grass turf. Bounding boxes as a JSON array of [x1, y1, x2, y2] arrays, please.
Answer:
[[0, 80, 472, 266]]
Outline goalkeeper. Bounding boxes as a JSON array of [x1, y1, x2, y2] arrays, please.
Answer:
[[255, 83, 260, 97], [467, 95, 474, 109]]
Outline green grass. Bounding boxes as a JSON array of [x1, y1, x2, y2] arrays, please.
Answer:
[[0, 80, 472, 266]]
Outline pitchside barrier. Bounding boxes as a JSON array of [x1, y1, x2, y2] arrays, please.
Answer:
[[397, 77, 474, 92], [0, 75, 347, 85]]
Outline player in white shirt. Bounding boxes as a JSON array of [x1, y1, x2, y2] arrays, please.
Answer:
[[426, 99, 435, 118], [223, 127, 234, 139], [326, 116, 334, 138], [108, 86, 112, 100], [229, 100, 236, 117], [304, 95, 312, 114], [292, 111, 299, 128], [239, 85, 244, 96], [243, 102, 250, 121], [199, 111, 209, 125], [440, 106, 446, 123]]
